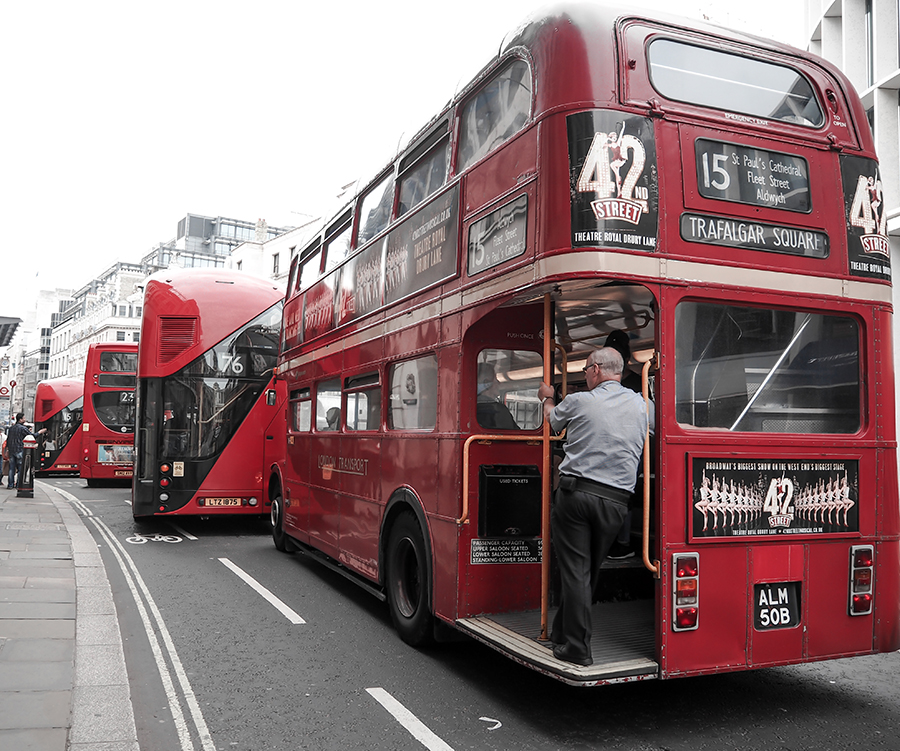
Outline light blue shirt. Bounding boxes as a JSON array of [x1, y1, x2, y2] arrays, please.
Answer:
[[549, 380, 651, 493]]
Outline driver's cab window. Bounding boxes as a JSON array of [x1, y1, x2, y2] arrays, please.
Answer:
[[476, 349, 543, 430]]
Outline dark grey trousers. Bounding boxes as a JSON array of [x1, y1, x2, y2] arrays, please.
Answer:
[[550, 486, 628, 658]]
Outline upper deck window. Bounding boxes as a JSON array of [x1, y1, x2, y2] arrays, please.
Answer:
[[398, 124, 449, 217], [100, 351, 137, 372], [648, 39, 824, 128], [298, 244, 322, 290], [323, 214, 352, 274], [458, 59, 532, 171], [358, 173, 396, 244]]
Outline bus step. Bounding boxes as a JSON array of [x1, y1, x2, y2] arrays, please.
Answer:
[[456, 600, 657, 686]]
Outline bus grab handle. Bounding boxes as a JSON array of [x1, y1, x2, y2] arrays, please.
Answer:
[[642, 355, 660, 577]]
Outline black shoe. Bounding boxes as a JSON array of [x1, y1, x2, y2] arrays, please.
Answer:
[[607, 541, 635, 560], [552, 644, 593, 666]]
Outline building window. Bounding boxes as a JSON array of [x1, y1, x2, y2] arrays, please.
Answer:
[[116, 331, 126, 341], [132, 332, 140, 343], [134, 306, 142, 317], [865, 0, 874, 87], [273, 253, 280, 275], [119, 305, 127, 316]]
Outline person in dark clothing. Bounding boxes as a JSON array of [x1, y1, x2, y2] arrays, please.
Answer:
[[476, 362, 519, 430], [7, 413, 46, 489], [604, 329, 642, 394]]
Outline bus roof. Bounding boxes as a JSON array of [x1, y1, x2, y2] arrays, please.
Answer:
[[139, 268, 283, 375], [34, 378, 83, 422]]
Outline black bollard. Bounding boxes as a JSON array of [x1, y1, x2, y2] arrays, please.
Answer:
[[16, 434, 37, 498]]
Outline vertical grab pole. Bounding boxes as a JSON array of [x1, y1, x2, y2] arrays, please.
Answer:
[[540, 293, 553, 640]]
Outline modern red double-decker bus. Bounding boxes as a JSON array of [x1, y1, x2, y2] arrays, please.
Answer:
[[132, 268, 285, 519], [268, 5, 899, 684], [34, 377, 83, 475], [80, 342, 137, 486]]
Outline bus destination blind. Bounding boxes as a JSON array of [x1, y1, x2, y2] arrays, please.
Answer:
[[695, 139, 810, 212]]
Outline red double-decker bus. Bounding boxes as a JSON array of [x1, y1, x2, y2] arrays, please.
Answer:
[[34, 378, 83, 475], [80, 342, 137, 486], [268, 5, 899, 684], [132, 269, 285, 519]]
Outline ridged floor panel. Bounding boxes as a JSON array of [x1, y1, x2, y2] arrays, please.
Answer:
[[457, 599, 657, 685]]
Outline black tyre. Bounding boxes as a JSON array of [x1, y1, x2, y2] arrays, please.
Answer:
[[386, 512, 434, 646], [270, 491, 291, 553]]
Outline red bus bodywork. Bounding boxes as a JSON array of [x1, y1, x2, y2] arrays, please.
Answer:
[[132, 269, 285, 519], [34, 378, 83, 475], [80, 342, 137, 485], [271, 5, 899, 684]]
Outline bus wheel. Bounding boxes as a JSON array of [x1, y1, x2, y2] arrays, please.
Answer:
[[271, 491, 291, 553], [386, 512, 434, 647]]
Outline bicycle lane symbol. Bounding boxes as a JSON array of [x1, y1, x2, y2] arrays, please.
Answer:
[[125, 533, 183, 544]]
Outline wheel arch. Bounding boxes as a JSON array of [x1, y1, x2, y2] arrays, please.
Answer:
[[267, 464, 284, 505], [380, 486, 434, 606]]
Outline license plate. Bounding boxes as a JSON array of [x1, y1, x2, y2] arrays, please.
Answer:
[[754, 582, 801, 630], [114, 470, 133, 477], [204, 497, 242, 507]]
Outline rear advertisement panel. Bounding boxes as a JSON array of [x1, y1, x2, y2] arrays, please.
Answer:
[[690, 457, 859, 538]]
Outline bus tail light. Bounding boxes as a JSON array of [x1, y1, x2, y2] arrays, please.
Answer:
[[849, 545, 874, 616], [672, 553, 699, 631]]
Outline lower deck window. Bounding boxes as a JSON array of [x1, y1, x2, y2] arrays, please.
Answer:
[[675, 302, 860, 433], [476, 349, 543, 431], [389, 356, 437, 430]]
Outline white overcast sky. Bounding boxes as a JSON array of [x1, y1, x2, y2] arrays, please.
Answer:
[[0, 0, 804, 325]]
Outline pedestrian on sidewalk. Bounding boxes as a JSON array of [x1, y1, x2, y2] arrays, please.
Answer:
[[1, 426, 7, 486], [7, 412, 46, 489]]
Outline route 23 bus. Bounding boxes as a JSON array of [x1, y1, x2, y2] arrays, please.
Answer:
[[80, 342, 137, 486], [267, 4, 899, 684]]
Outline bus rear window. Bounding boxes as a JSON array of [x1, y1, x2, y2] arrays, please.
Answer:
[[648, 39, 824, 128], [675, 302, 859, 433]]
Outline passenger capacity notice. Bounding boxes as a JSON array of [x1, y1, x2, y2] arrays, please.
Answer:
[[471, 538, 542, 564], [695, 139, 810, 212]]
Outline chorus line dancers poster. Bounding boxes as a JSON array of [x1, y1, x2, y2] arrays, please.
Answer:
[[690, 458, 859, 538]]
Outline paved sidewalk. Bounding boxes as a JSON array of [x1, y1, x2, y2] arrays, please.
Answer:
[[0, 480, 137, 751]]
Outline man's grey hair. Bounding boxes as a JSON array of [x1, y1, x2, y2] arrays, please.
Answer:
[[589, 347, 624, 376]]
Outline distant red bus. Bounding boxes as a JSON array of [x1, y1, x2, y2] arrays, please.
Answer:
[[34, 378, 83, 475], [80, 342, 137, 486], [132, 269, 285, 518], [269, 5, 899, 685]]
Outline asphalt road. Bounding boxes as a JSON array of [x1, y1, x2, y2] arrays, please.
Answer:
[[47, 477, 900, 751]]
